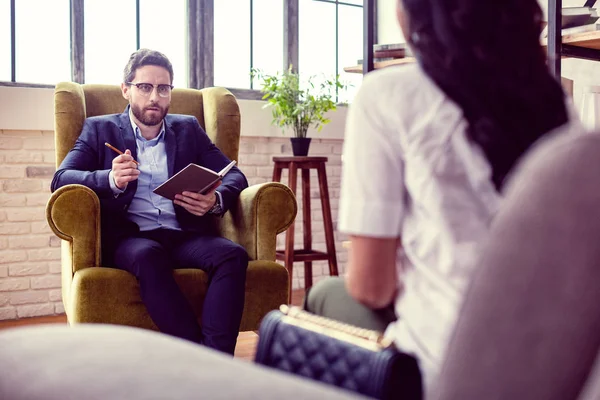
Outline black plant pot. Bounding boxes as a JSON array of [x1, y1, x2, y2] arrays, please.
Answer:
[[290, 137, 312, 157]]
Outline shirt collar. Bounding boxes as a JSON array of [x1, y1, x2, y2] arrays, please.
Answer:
[[128, 108, 166, 143]]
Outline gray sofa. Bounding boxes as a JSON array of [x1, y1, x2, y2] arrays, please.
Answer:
[[0, 324, 365, 400]]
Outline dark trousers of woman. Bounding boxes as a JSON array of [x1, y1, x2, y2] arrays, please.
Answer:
[[110, 228, 248, 355]]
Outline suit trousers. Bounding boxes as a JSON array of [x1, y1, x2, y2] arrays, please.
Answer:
[[110, 228, 248, 355]]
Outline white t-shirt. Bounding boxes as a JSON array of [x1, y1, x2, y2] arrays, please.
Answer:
[[338, 64, 503, 392]]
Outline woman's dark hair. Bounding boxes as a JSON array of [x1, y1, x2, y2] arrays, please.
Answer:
[[123, 48, 174, 84], [401, 0, 568, 189]]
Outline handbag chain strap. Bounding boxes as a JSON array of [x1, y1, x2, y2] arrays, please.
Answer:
[[279, 304, 394, 351]]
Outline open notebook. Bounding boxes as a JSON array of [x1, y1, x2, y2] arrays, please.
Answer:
[[153, 160, 236, 201]]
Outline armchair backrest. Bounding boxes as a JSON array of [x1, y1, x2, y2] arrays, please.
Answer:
[[53, 82, 241, 167]]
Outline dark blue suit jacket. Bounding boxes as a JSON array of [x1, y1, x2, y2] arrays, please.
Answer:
[[51, 107, 248, 257]]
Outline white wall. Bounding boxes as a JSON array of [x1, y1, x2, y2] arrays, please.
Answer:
[[377, 0, 404, 45]]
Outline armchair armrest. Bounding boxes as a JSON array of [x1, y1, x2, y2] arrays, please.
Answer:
[[217, 182, 297, 261], [46, 184, 101, 273]]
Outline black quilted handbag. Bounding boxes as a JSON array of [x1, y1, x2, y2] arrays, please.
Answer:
[[254, 305, 422, 400]]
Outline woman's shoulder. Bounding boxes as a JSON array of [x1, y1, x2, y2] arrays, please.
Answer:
[[355, 63, 451, 115]]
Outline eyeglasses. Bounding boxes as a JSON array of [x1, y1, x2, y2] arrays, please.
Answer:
[[127, 82, 174, 97]]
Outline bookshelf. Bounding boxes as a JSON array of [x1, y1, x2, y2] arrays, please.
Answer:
[[547, 0, 600, 77]]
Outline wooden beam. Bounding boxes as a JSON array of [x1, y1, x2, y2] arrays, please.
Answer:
[[70, 0, 84, 83], [188, 0, 214, 89], [284, 0, 299, 73]]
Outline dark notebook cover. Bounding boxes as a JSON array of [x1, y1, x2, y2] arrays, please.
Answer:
[[153, 160, 236, 201]]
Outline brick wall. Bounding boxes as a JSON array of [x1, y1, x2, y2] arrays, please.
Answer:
[[0, 130, 347, 321]]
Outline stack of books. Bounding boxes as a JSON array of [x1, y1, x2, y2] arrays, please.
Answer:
[[542, 6, 600, 37], [357, 43, 410, 65]]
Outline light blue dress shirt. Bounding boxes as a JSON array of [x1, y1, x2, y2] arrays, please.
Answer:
[[109, 113, 180, 231], [109, 112, 223, 230]]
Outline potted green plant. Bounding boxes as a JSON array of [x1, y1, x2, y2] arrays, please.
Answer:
[[252, 66, 345, 156]]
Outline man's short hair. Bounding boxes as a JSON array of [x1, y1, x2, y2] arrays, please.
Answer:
[[123, 48, 174, 84]]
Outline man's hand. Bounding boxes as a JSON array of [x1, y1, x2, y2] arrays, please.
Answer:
[[174, 180, 222, 216], [112, 149, 140, 190]]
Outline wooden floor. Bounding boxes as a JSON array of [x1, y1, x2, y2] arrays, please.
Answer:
[[0, 289, 305, 362]]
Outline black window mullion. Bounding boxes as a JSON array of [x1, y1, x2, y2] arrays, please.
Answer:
[[10, 0, 15, 82], [335, 1, 339, 102], [249, 0, 253, 89], [70, 0, 84, 83], [136, 0, 141, 50]]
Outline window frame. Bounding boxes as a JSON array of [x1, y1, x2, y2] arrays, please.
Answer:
[[1, 0, 374, 100]]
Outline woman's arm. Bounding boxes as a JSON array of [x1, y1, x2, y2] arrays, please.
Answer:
[[346, 235, 400, 310]]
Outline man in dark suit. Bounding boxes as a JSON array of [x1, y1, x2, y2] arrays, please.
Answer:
[[51, 49, 249, 355]]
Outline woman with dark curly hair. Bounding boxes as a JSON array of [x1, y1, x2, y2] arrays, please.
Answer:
[[305, 0, 581, 395]]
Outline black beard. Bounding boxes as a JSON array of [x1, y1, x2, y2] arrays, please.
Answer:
[[131, 103, 168, 126]]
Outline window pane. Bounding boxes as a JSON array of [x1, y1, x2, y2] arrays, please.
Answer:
[[214, 0, 251, 89], [252, 0, 284, 88], [85, 0, 136, 84], [0, 0, 10, 81], [15, 0, 70, 84], [338, 4, 363, 103], [299, 0, 336, 90], [140, 0, 187, 87], [339, 0, 363, 6]]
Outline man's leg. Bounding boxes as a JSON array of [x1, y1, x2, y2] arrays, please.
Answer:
[[112, 234, 203, 344], [305, 277, 396, 332], [173, 234, 248, 355]]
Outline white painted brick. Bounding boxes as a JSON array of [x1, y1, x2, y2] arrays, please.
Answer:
[[16, 303, 54, 318], [0, 193, 27, 207], [0, 293, 8, 306], [0, 136, 23, 150], [248, 177, 269, 186], [238, 142, 255, 154], [5, 207, 45, 222], [27, 248, 60, 262], [48, 289, 62, 302], [30, 275, 61, 289], [0, 166, 25, 179], [43, 151, 57, 164], [4, 152, 44, 164], [0, 307, 17, 320], [54, 302, 65, 314], [30, 221, 51, 234], [8, 263, 49, 276], [23, 137, 55, 150], [48, 262, 62, 274], [0, 277, 30, 291], [0, 222, 30, 235], [256, 166, 276, 178], [0, 250, 28, 264], [10, 290, 49, 305], [2, 179, 42, 193], [26, 193, 51, 206], [238, 154, 270, 166], [49, 236, 61, 247], [0, 237, 7, 250], [240, 166, 257, 178], [0, 266, 7, 277], [9, 235, 50, 249]]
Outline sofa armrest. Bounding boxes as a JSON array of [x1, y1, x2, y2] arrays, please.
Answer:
[[217, 182, 297, 261], [46, 184, 101, 273]]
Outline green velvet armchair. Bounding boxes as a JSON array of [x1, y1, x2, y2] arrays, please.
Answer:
[[47, 82, 297, 332]]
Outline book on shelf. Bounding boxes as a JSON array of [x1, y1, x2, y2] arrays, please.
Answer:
[[153, 160, 236, 201]]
